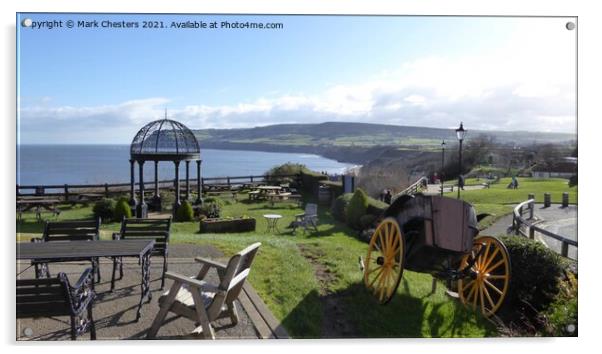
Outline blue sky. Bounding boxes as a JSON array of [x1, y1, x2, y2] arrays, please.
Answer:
[[17, 14, 576, 144]]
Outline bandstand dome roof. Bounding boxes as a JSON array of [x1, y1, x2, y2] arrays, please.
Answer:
[[130, 118, 200, 161]]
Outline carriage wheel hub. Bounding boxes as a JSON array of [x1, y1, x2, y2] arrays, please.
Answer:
[[376, 256, 385, 266]]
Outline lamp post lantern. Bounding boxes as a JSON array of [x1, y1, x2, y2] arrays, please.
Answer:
[[440, 140, 445, 196], [455, 122, 466, 199]]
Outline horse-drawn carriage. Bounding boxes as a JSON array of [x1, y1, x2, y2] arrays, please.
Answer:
[[362, 194, 511, 317]]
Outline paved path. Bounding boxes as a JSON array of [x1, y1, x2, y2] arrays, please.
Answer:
[[482, 214, 515, 236], [532, 204, 578, 259], [17, 244, 260, 341], [423, 183, 486, 195], [481, 203, 577, 259]]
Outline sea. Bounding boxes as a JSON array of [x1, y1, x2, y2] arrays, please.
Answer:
[[16, 145, 355, 186]]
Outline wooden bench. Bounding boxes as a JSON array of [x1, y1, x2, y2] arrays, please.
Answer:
[[31, 218, 101, 282], [17, 268, 97, 340], [112, 217, 172, 289]]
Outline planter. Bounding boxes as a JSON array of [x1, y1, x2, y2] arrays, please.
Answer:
[[199, 217, 256, 233]]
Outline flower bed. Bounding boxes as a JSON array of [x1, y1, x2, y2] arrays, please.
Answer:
[[199, 217, 256, 233]]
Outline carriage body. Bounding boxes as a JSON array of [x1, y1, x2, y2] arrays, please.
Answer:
[[383, 194, 478, 275], [363, 193, 511, 316]]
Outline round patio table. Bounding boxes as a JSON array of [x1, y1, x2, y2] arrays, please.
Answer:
[[263, 214, 283, 234]]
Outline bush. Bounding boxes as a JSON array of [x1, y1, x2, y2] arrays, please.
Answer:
[[175, 200, 195, 222], [331, 193, 353, 222], [113, 198, 132, 221], [346, 189, 369, 230], [203, 196, 224, 208], [93, 198, 116, 222], [541, 271, 577, 336], [359, 214, 377, 229], [265, 163, 309, 185], [366, 196, 388, 216], [568, 174, 577, 187], [499, 236, 564, 311]]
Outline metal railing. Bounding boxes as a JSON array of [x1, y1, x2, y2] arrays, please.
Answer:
[[512, 198, 577, 259]]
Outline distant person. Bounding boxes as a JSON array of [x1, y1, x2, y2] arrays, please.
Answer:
[[384, 190, 392, 204], [459, 175, 465, 190], [512, 176, 519, 189]]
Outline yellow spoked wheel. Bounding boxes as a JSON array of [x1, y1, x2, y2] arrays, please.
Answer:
[[458, 236, 511, 317], [364, 217, 405, 305]]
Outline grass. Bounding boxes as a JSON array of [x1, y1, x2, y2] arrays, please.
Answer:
[[451, 177, 577, 205], [439, 177, 577, 230], [16, 193, 496, 338]]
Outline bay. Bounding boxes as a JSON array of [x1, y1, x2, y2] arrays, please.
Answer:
[[16, 145, 355, 186]]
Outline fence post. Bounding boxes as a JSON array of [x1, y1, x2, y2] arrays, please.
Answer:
[[16, 184, 20, 198], [544, 193, 551, 208], [561, 242, 569, 258], [562, 192, 569, 208], [104, 183, 109, 197], [64, 184, 69, 201], [227, 177, 231, 189], [529, 226, 535, 239]]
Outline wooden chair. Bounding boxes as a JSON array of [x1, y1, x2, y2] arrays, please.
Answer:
[[17, 268, 97, 340], [292, 203, 318, 234], [112, 217, 171, 289], [31, 218, 101, 282], [147, 242, 261, 339]]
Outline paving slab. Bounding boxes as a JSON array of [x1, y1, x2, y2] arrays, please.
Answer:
[[16, 244, 260, 341]]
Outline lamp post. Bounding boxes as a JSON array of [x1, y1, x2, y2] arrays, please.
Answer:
[[440, 140, 445, 196], [456, 122, 466, 199]]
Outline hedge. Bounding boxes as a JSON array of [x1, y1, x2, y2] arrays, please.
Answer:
[[499, 235, 564, 311]]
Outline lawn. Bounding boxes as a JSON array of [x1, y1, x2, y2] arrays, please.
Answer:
[[453, 177, 577, 205], [16, 193, 496, 338], [440, 177, 577, 230]]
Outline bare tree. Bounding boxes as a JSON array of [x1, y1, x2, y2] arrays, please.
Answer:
[[356, 162, 409, 198]]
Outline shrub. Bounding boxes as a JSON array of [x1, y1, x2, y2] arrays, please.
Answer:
[[346, 189, 369, 230], [499, 236, 564, 311], [203, 196, 224, 208], [93, 198, 116, 222], [541, 271, 577, 336], [331, 193, 353, 222], [359, 214, 377, 229], [568, 174, 577, 187], [113, 198, 132, 221], [366, 196, 388, 216], [265, 163, 309, 185], [175, 200, 195, 222], [160, 191, 175, 211]]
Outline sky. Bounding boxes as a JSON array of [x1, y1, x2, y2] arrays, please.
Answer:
[[17, 13, 577, 144]]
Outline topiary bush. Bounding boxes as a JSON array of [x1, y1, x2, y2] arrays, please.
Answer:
[[113, 197, 132, 221], [499, 235, 564, 311], [331, 193, 353, 222], [366, 196, 388, 216], [346, 188, 369, 230], [93, 198, 116, 222], [175, 200, 195, 222]]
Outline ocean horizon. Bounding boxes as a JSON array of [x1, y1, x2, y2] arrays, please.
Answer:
[[16, 144, 355, 186]]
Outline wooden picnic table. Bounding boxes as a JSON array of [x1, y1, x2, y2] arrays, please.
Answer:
[[17, 198, 61, 212], [249, 186, 283, 201], [17, 239, 155, 321]]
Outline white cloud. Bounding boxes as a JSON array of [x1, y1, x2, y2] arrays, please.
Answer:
[[19, 23, 576, 143]]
